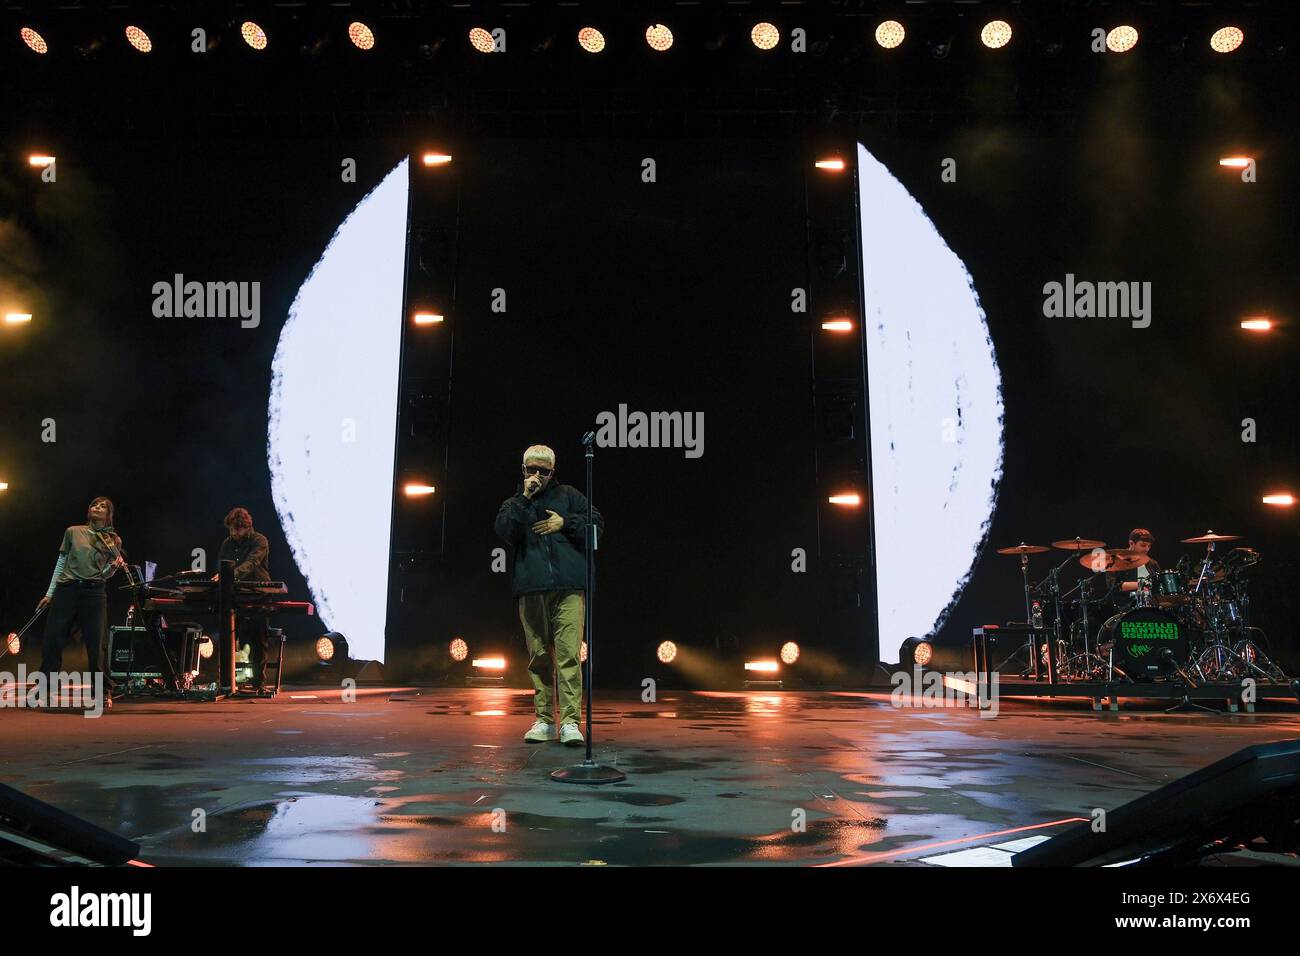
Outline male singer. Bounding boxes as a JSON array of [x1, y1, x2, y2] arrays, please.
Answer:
[[494, 444, 604, 746]]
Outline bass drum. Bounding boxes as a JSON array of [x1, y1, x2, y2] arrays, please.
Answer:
[[1111, 607, 1188, 678]]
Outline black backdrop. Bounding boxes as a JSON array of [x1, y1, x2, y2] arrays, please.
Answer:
[[1, 112, 1295, 679]]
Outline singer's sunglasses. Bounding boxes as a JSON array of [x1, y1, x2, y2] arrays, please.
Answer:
[[522, 464, 553, 477]]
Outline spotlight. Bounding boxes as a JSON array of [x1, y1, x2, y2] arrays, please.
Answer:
[[828, 493, 862, 506], [899, 636, 934, 667], [657, 641, 677, 664], [578, 27, 606, 54], [1263, 494, 1295, 507], [125, 25, 152, 53], [198, 636, 214, 660], [875, 20, 905, 50], [0, 482, 8, 492], [1239, 317, 1271, 331], [780, 642, 800, 665], [580, 641, 588, 664], [413, 311, 445, 324], [469, 27, 496, 53], [1219, 156, 1253, 169], [20, 27, 48, 54], [27, 155, 54, 168], [472, 656, 506, 670], [646, 24, 674, 52], [403, 483, 436, 496], [348, 22, 376, 51], [5, 633, 18, 656], [980, 20, 1013, 50], [815, 158, 845, 171], [316, 636, 336, 662], [751, 22, 780, 51], [241, 21, 268, 51], [421, 153, 453, 166], [744, 660, 779, 673], [1106, 26, 1138, 54], [1210, 26, 1244, 54], [5, 313, 33, 324], [821, 319, 854, 332], [449, 637, 469, 661]]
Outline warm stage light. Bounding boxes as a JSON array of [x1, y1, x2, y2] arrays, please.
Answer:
[[403, 483, 436, 496], [1106, 26, 1138, 53], [578, 27, 605, 54], [1263, 494, 1295, 507], [1240, 318, 1271, 331], [1219, 156, 1253, 168], [5, 313, 33, 324], [469, 27, 496, 53], [0, 482, 8, 492], [4, 632, 18, 655], [900, 636, 934, 667], [657, 641, 677, 664], [822, 319, 853, 332], [815, 158, 845, 171], [198, 637, 214, 660], [125, 26, 152, 53], [413, 312, 445, 324], [421, 153, 453, 166], [914, 641, 933, 666], [829, 493, 862, 506], [349, 22, 376, 51], [449, 637, 469, 661], [780, 642, 800, 665], [875, 21, 905, 49], [745, 660, 779, 673], [472, 657, 506, 670], [316, 636, 335, 662], [28, 155, 55, 167], [20, 27, 48, 54], [980, 20, 1013, 50], [1210, 27, 1244, 54], [241, 21, 268, 51], [751, 22, 780, 51], [580, 641, 588, 664], [646, 24, 674, 52]]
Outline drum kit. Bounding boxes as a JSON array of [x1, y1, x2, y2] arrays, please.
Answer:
[[994, 530, 1285, 686]]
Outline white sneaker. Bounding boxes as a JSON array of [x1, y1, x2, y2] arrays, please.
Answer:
[[524, 719, 554, 743], [559, 722, 585, 746]]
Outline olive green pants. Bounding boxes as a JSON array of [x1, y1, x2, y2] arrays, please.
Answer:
[[518, 589, 584, 726]]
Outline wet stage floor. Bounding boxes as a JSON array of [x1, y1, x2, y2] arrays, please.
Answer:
[[3, 687, 1298, 866]]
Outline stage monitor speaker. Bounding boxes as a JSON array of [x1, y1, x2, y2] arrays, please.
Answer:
[[0, 783, 141, 866], [109, 624, 202, 681], [1013, 738, 1300, 866]]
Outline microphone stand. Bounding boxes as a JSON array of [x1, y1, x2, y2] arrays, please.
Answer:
[[552, 431, 626, 785]]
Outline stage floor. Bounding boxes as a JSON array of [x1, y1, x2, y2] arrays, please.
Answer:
[[3, 687, 1299, 866]]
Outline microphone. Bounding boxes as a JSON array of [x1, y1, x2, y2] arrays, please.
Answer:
[[581, 431, 596, 447]]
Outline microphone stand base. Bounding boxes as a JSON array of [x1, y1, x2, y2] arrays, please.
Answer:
[[550, 761, 626, 785]]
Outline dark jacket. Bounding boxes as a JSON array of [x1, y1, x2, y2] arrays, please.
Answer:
[[218, 531, 271, 581], [494, 482, 604, 597]]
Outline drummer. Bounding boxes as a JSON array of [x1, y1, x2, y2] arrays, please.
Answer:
[[1107, 528, 1161, 604]]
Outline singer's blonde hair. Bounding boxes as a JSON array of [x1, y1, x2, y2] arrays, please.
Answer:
[[521, 444, 555, 468]]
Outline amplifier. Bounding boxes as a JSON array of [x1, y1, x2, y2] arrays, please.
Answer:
[[109, 625, 203, 680]]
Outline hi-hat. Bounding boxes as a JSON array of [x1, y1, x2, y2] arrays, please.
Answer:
[[1079, 549, 1150, 572], [996, 542, 1050, 555], [1053, 537, 1106, 552], [1181, 530, 1242, 544]]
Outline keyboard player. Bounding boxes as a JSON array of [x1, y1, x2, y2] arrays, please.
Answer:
[[218, 508, 274, 691]]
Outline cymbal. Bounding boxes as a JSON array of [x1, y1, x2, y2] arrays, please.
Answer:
[[1181, 530, 1242, 544], [1053, 537, 1106, 552], [996, 542, 1050, 555], [1079, 549, 1151, 573]]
